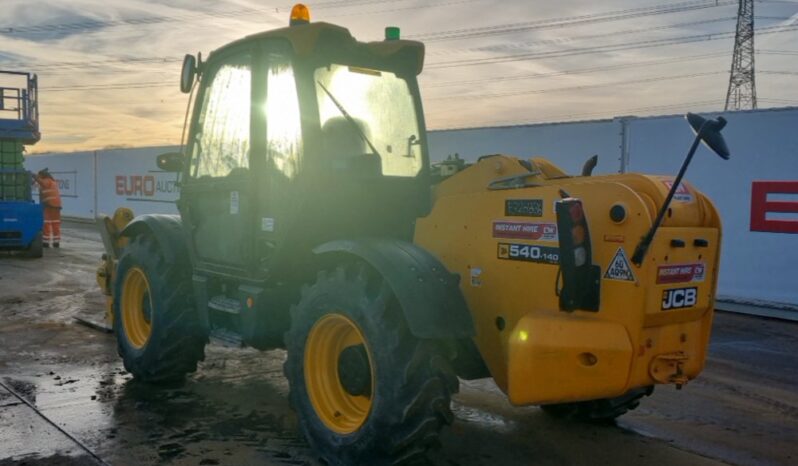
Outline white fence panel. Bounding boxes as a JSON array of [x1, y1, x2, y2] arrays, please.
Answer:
[[625, 108, 798, 306], [25, 151, 95, 218]]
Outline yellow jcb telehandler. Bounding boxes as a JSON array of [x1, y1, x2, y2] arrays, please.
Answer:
[[96, 4, 729, 464]]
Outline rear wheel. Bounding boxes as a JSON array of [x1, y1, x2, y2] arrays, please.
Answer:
[[25, 232, 43, 258], [284, 264, 458, 465], [113, 234, 206, 383], [540, 386, 654, 422]]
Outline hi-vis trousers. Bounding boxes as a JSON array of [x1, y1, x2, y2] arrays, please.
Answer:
[[43, 207, 61, 246]]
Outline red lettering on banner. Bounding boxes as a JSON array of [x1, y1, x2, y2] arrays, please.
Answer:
[[143, 176, 155, 196], [115, 176, 125, 195], [115, 175, 158, 197], [750, 181, 798, 234]]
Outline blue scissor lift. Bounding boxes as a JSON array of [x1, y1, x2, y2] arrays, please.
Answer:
[[0, 70, 43, 257]]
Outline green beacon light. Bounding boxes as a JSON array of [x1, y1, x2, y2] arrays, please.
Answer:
[[385, 26, 400, 41]]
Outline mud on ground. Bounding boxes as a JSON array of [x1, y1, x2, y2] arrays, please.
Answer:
[[1, 222, 796, 465]]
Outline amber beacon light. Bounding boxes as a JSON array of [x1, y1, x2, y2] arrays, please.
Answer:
[[290, 4, 311, 26]]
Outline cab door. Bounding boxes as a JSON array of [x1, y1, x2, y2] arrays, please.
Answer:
[[179, 47, 256, 275], [252, 49, 304, 275]]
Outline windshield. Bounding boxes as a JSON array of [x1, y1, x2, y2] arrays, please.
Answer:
[[315, 64, 423, 177]]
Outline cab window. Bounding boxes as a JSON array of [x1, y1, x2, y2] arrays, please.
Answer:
[[266, 56, 302, 178], [315, 64, 422, 177], [191, 53, 252, 178]]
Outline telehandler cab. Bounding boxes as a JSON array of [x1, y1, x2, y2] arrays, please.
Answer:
[[96, 4, 728, 464]]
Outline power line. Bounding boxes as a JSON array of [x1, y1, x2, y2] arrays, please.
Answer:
[[23, 17, 737, 72], [428, 71, 726, 101], [761, 70, 798, 75], [0, 0, 744, 42], [411, 0, 738, 42], [39, 65, 795, 98], [424, 52, 729, 88], [8, 0, 791, 40], [34, 53, 798, 95], [0, 0, 417, 36], [757, 49, 798, 55], [325, 0, 484, 19], [430, 99, 726, 130], [5, 1, 793, 72], [38, 65, 794, 104], [2, 57, 181, 71], [427, 23, 798, 69], [440, 17, 739, 57], [4, 28, 743, 73], [0, 0, 486, 39]]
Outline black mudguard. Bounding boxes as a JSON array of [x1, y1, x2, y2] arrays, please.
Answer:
[[120, 214, 189, 264], [118, 214, 209, 332], [314, 239, 475, 340]]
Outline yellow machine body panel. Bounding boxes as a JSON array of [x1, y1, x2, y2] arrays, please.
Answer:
[[96, 207, 135, 328], [415, 155, 721, 405]]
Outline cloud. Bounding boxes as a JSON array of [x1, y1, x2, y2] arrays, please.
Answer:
[[0, 0, 793, 153]]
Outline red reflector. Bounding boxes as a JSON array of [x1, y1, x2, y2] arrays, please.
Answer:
[[569, 202, 584, 222], [572, 224, 586, 245]]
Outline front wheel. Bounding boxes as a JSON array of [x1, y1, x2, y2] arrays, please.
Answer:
[[284, 265, 458, 465], [113, 234, 206, 383]]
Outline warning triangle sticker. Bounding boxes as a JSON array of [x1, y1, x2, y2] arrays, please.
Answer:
[[604, 247, 636, 282]]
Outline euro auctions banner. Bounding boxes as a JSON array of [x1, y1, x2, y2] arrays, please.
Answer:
[[96, 147, 180, 217], [25, 146, 181, 219]]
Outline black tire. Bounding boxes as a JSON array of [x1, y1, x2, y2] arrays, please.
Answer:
[[113, 234, 206, 383], [284, 264, 458, 466], [25, 232, 43, 258], [540, 386, 654, 422]]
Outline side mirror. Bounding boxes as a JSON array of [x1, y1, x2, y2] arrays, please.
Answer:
[[686, 113, 730, 160], [157, 152, 184, 172], [180, 54, 197, 94]]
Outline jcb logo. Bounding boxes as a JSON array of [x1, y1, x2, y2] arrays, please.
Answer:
[[661, 287, 697, 310]]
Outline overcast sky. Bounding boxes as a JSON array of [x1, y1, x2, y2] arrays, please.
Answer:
[[0, 0, 796, 153]]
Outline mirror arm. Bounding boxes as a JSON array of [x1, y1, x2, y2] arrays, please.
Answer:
[[631, 125, 705, 266]]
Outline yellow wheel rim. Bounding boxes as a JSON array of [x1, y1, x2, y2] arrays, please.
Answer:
[[120, 267, 153, 349], [304, 313, 375, 434]]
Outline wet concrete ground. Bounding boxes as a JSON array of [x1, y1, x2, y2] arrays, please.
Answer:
[[1, 222, 796, 465]]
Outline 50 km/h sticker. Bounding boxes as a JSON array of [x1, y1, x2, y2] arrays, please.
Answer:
[[498, 243, 559, 265], [604, 247, 636, 282]]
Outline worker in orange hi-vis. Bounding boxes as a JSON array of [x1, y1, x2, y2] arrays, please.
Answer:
[[33, 168, 62, 248]]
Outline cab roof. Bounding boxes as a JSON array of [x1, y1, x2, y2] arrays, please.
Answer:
[[208, 22, 425, 75]]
